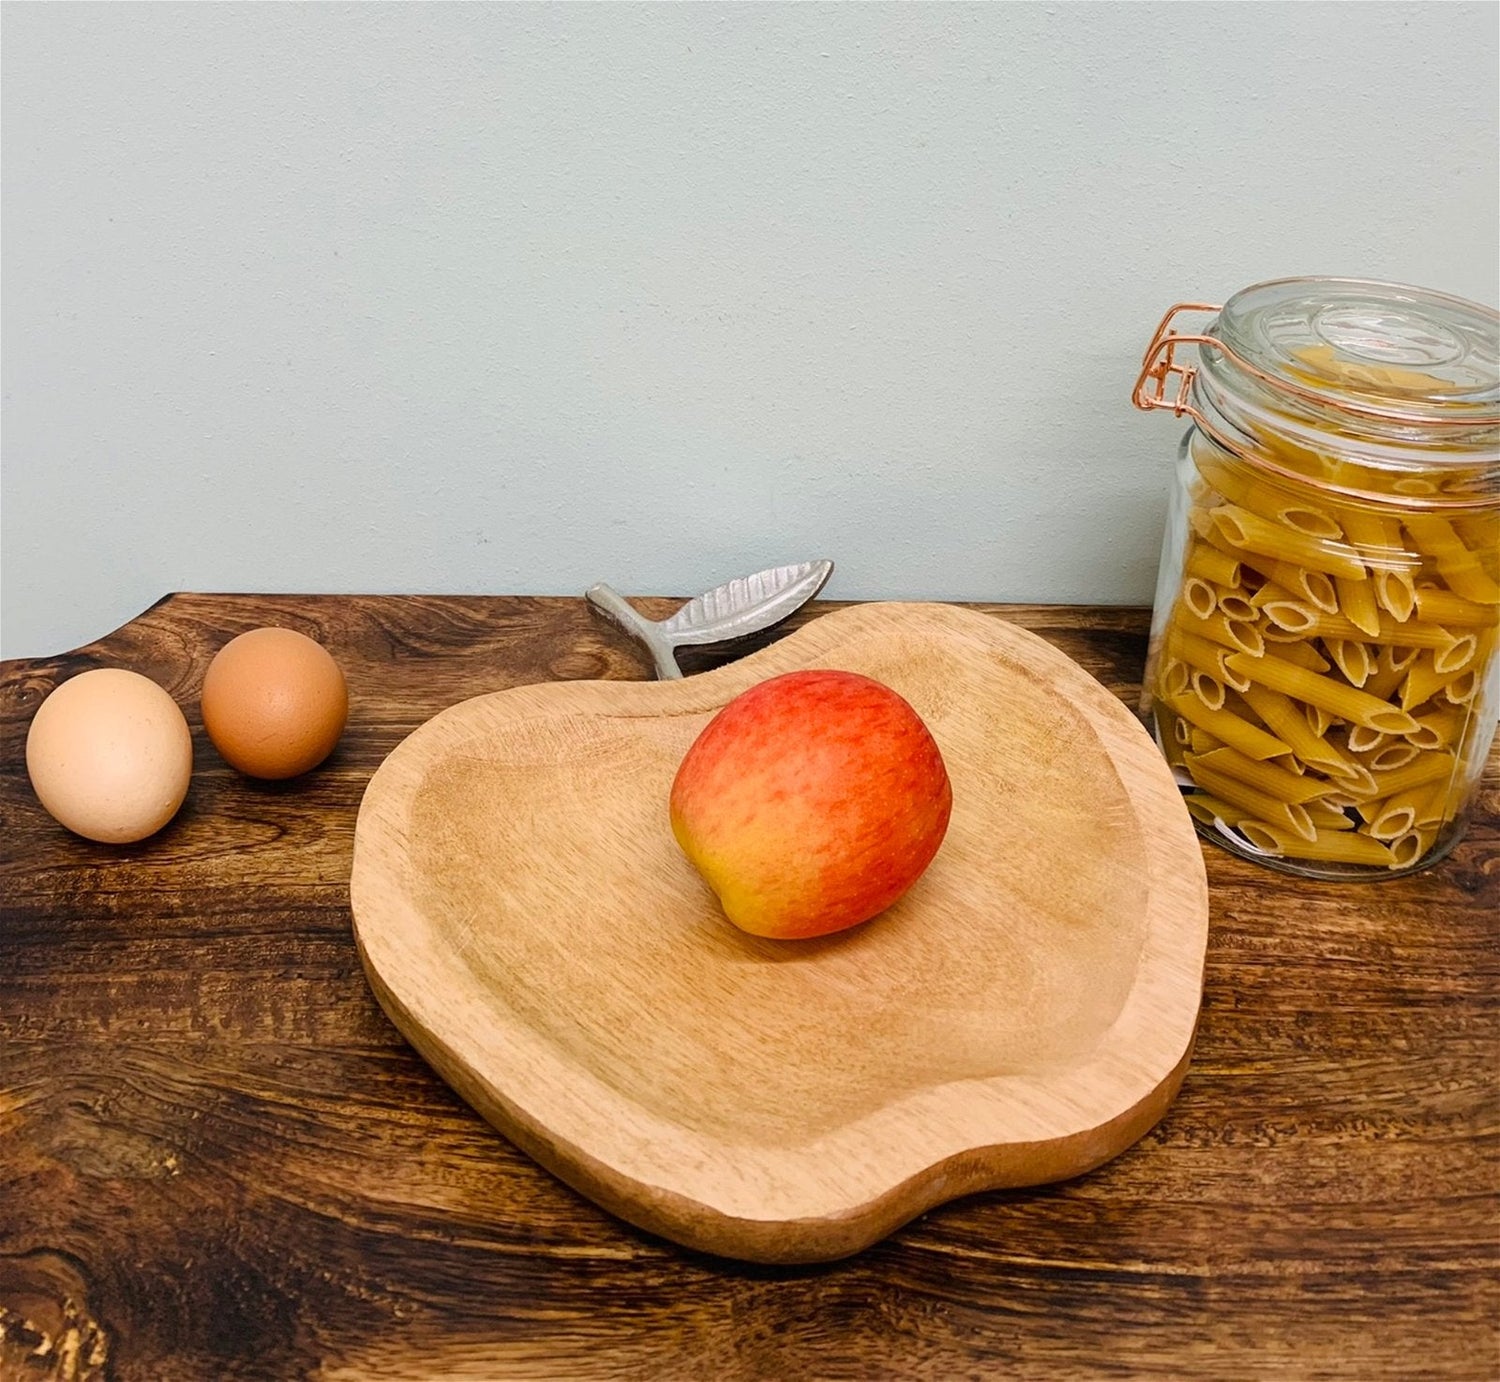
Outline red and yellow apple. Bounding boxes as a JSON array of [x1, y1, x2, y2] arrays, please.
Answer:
[[668, 669, 953, 940]]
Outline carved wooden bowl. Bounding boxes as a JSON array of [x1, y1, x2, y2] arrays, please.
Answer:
[[350, 603, 1208, 1263]]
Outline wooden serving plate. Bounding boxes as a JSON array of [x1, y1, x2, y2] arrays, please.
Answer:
[[350, 602, 1209, 1263]]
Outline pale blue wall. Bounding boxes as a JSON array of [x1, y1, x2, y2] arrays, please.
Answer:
[[4, 2, 1497, 657]]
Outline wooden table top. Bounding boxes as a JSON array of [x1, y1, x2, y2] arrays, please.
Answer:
[[3, 593, 1496, 1381]]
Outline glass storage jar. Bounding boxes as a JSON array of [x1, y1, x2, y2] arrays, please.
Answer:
[[1133, 277, 1499, 879]]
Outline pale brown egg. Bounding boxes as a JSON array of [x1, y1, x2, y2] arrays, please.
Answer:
[[26, 668, 194, 843], [201, 627, 348, 779]]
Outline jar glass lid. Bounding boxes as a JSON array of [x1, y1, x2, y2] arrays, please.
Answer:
[[1210, 277, 1499, 426]]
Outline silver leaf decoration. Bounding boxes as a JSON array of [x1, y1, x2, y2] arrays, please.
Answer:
[[585, 560, 834, 681], [660, 562, 834, 644]]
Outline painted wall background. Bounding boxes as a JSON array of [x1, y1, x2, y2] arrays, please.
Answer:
[[3, 1, 1497, 658]]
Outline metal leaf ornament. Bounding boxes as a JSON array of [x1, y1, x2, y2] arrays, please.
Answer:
[[585, 561, 835, 680]]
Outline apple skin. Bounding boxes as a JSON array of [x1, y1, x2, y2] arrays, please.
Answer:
[[669, 669, 953, 940]]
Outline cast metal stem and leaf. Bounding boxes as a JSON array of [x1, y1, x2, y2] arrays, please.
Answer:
[[585, 561, 835, 680]]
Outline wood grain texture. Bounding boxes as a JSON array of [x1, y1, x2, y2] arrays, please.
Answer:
[[3, 592, 1497, 1380], [350, 602, 1209, 1262]]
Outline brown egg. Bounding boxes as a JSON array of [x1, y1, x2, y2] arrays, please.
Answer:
[[26, 667, 194, 843], [201, 627, 348, 779]]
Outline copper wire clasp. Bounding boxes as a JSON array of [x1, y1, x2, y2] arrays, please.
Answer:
[[1132, 302, 1223, 422]]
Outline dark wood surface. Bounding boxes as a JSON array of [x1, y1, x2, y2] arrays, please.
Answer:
[[3, 593, 1496, 1382]]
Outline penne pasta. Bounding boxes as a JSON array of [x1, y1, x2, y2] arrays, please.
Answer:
[[1361, 647, 1413, 702], [1358, 751, 1458, 802], [1224, 650, 1419, 734], [1154, 705, 1186, 765], [1261, 624, 1316, 645], [1193, 746, 1330, 803], [1412, 779, 1455, 828], [1304, 801, 1357, 831], [1242, 563, 1339, 613], [1400, 650, 1479, 711], [1441, 670, 1479, 707], [1185, 543, 1243, 589], [1191, 671, 1227, 711], [1399, 652, 1443, 710], [1367, 778, 1456, 840], [1188, 727, 1222, 755], [1301, 610, 1467, 651], [1167, 628, 1234, 682], [1364, 800, 1412, 839], [1182, 577, 1218, 620], [1186, 762, 1318, 841], [1413, 585, 1499, 629], [1452, 512, 1500, 557], [1362, 742, 1421, 772], [1188, 505, 1249, 560], [1373, 568, 1418, 623], [1324, 639, 1374, 687], [1408, 706, 1465, 751], [1389, 827, 1439, 871], [1160, 657, 1192, 698], [1210, 505, 1366, 579], [1185, 795, 1242, 828], [1194, 451, 1345, 538], [1173, 607, 1265, 655], [1304, 702, 1337, 737], [1338, 507, 1408, 567], [1236, 683, 1354, 774], [1404, 515, 1500, 604], [1344, 724, 1388, 754], [1320, 758, 1378, 797], [1317, 789, 1363, 812], [1164, 691, 1294, 761], [1334, 575, 1383, 637], [1236, 822, 1397, 866], [1433, 634, 1482, 675], [1255, 595, 1320, 634], [1266, 639, 1332, 674], [1217, 591, 1258, 621]]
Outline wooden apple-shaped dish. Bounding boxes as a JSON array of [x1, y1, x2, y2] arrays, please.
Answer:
[[350, 602, 1209, 1263]]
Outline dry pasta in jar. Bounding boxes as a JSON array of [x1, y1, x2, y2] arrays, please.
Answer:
[[1133, 277, 1498, 879]]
